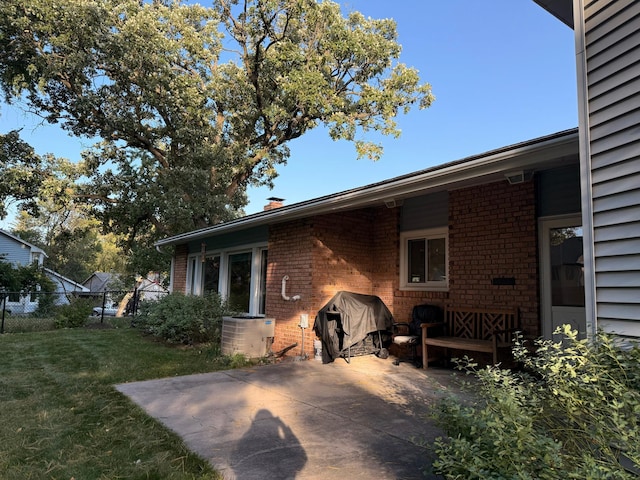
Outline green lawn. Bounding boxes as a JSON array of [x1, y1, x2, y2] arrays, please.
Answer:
[[0, 325, 228, 479]]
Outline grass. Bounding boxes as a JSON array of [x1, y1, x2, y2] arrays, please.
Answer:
[[0, 324, 231, 479]]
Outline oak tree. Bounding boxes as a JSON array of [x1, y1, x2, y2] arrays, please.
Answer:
[[0, 0, 433, 272], [0, 130, 45, 219]]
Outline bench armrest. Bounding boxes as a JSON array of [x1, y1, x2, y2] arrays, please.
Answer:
[[421, 322, 446, 340], [420, 322, 446, 330]]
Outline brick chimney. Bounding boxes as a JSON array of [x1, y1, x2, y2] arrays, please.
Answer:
[[264, 197, 285, 211]]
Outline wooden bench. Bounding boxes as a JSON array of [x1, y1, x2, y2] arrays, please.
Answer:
[[421, 306, 519, 369]]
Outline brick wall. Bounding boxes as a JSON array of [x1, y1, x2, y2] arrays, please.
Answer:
[[172, 244, 188, 294], [168, 179, 540, 354], [266, 208, 399, 354], [265, 181, 540, 351], [369, 207, 398, 306], [266, 219, 315, 354], [311, 210, 377, 301], [448, 181, 539, 336]]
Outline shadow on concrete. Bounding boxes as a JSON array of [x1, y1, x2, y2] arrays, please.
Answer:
[[116, 355, 466, 479], [230, 409, 307, 480]]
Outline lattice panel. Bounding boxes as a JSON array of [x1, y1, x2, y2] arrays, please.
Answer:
[[480, 313, 508, 340], [446, 308, 518, 342], [448, 311, 476, 338]]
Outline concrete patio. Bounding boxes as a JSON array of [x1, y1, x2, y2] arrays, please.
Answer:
[[116, 355, 466, 480]]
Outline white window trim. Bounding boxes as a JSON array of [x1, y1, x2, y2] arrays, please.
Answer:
[[186, 242, 268, 316], [249, 247, 267, 314], [399, 227, 449, 291], [186, 255, 200, 296]]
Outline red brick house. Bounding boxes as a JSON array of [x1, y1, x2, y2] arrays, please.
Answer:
[[156, 129, 586, 357], [157, 0, 640, 358]]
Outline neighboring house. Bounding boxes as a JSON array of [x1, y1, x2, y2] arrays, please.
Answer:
[[82, 271, 120, 293], [82, 271, 168, 300], [80, 271, 123, 310], [80, 271, 167, 315], [0, 228, 47, 267], [43, 266, 90, 298], [156, 0, 640, 352], [136, 272, 168, 302], [0, 229, 89, 313]]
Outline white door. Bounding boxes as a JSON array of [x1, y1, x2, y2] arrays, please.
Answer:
[[540, 216, 586, 341]]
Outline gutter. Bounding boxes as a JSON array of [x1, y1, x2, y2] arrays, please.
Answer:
[[156, 128, 578, 248]]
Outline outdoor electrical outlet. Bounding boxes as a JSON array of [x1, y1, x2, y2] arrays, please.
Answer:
[[299, 314, 309, 328]]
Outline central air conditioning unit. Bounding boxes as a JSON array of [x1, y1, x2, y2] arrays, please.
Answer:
[[221, 316, 275, 358]]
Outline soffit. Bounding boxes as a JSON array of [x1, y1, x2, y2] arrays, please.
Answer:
[[532, 0, 574, 28]]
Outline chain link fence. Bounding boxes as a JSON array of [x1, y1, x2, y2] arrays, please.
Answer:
[[0, 287, 168, 334]]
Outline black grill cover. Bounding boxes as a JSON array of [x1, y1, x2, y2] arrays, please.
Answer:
[[313, 291, 394, 363]]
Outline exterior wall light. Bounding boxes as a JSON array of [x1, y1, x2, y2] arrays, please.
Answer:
[[504, 170, 534, 185]]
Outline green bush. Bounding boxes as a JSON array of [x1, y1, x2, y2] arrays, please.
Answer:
[[54, 299, 93, 329], [432, 326, 640, 479], [34, 292, 57, 317], [135, 292, 230, 345]]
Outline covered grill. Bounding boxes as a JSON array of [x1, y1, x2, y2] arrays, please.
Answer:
[[313, 291, 394, 364]]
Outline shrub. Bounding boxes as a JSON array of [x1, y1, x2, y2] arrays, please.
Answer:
[[54, 298, 93, 329], [431, 326, 640, 479], [136, 292, 230, 345], [34, 292, 57, 317], [220, 352, 252, 369]]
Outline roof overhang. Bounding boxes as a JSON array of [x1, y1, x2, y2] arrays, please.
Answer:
[[532, 0, 574, 28], [156, 128, 579, 248], [44, 267, 90, 292]]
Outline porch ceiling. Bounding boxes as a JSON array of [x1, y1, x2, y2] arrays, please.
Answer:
[[156, 129, 579, 248]]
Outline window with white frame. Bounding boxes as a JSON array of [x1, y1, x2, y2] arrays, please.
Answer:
[[227, 252, 252, 312], [187, 256, 198, 295], [400, 228, 448, 290], [203, 255, 220, 295], [186, 245, 268, 316]]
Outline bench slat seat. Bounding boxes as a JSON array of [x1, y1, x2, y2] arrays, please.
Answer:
[[421, 307, 519, 368], [423, 336, 495, 352]]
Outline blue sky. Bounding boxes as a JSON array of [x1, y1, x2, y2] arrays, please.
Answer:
[[0, 1, 577, 226]]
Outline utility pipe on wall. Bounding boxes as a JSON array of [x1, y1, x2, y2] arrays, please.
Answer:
[[281, 275, 301, 302]]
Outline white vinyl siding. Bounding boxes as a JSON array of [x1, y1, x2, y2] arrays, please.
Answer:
[[0, 235, 32, 266], [579, 0, 640, 337]]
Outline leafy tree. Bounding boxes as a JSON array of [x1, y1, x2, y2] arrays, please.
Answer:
[[0, 130, 45, 219], [0, 0, 433, 273], [0, 259, 21, 292], [0, 259, 55, 293], [94, 232, 129, 274]]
